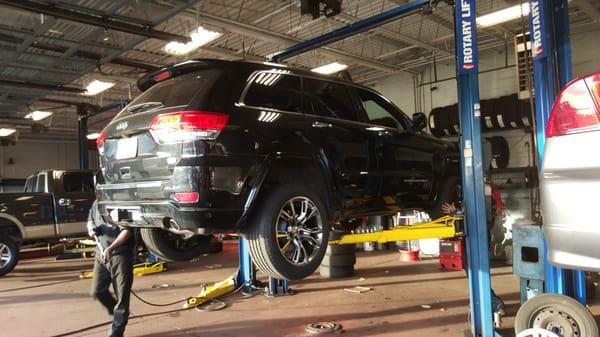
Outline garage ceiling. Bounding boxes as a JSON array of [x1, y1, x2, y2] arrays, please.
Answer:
[[0, 0, 598, 140]]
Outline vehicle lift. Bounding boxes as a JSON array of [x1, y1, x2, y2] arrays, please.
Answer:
[[74, 0, 589, 335], [117, 0, 500, 334], [270, 0, 500, 336]]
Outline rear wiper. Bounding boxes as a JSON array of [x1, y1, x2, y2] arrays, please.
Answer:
[[126, 101, 164, 114]]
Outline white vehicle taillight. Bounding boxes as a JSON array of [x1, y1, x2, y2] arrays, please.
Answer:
[[546, 72, 600, 137], [96, 130, 106, 154], [149, 111, 229, 143]]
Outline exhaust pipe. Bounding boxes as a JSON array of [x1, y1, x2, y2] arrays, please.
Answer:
[[164, 218, 195, 239]]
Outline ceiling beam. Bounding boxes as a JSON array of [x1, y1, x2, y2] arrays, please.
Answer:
[[0, 0, 191, 43], [0, 33, 158, 71], [333, 12, 453, 57], [0, 79, 85, 93], [571, 0, 600, 21], [158, 1, 409, 73]]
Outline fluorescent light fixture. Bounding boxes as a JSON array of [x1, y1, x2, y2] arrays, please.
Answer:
[[311, 62, 348, 75], [87, 132, 101, 140], [83, 80, 115, 96], [477, 3, 530, 27], [366, 126, 385, 132], [0, 128, 16, 137], [24, 110, 53, 121], [164, 26, 222, 55]]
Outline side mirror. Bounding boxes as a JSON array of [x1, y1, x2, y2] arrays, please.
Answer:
[[412, 112, 427, 131]]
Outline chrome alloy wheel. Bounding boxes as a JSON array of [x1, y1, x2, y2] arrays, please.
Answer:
[[276, 196, 323, 266], [0, 243, 12, 269]]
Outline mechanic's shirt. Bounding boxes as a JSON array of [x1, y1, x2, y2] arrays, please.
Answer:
[[88, 200, 135, 259]]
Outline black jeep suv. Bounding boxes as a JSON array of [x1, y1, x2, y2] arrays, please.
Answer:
[[96, 59, 459, 280]]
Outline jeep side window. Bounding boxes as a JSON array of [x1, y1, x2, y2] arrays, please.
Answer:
[[303, 78, 359, 122], [243, 72, 302, 113], [356, 88, 404, 130]]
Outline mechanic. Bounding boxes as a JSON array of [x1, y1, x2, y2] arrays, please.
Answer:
[[442, 201, 505, 314], [87, 198, 136, 337]]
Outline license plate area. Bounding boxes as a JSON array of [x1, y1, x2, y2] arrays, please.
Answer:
[[109, 207, 142, 222], [116, 137, 138, 160]]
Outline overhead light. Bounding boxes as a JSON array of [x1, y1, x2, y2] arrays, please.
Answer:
[[87, 132, 101, 140], [0, 128, 16, 137], [83, 80, 115, 96], [25, 110, 53, 121], [164, 26, 222, 55], [311, 62, 348, 75], [477, 3, 530, 27]]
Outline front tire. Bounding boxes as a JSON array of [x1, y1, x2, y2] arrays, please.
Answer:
[[515, 294, 599, 337], [0, 236, 19, 277], [248, 184, 330, 280], [140, 228, 212, 262]]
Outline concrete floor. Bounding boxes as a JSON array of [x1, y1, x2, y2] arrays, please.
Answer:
[[2, 242, 599, 337]]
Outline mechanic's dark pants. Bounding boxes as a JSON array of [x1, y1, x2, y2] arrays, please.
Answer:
[[91, 254, 134, 337]]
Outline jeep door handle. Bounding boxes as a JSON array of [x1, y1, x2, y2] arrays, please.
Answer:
[[58, 198, 71, 206], [312, 121, 333, 128]]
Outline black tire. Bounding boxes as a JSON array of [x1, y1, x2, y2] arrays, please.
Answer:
[[140, 228, 212, 262], [207, 240, 223, 254], [0, 236, 19, 277], [429, 107, 445, 137], [515, 294, 599, 337], [319, 265, 354, 278], [518, 100, 533, 128], [430, 176, 461, 220], [447, 104, 459, 135], [480, 99, 495, 131], [247, 184, 330, 280], [326, 244, 355, 255], [321, 253, 356, 267], [485, 136, 510, 169]]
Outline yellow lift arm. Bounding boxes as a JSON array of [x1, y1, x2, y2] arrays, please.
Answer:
[[329, 215, 463, 245]]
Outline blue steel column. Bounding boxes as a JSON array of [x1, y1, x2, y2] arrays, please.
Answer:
[[454, 1, 495, 336], [528, 0, 567, 296], [549, 0, 586, 304], [236, 236, 254, 286]]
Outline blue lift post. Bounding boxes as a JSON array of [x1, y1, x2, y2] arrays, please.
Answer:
[[454, 1, 497, 336], [527, 0, 586, 303], [270, 0, 498, 335]]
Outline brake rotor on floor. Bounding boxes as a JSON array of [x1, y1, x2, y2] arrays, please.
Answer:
[[305, 321, 342, 334], [195, 299, 227, 312]]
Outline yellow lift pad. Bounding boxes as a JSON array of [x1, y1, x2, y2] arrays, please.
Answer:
[[184, 275, 236, 309], [79, 261, 167, 279], [329, 215, 463, 245]]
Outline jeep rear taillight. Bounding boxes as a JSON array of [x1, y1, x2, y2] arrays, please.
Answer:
[[96, 130, 106, 154], [173, 192, 200, 203], [149, 111, 229, 142], [546, 72, 600, 138]]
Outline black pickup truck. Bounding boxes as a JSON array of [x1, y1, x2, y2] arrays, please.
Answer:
[[0, 169, 95, 276]]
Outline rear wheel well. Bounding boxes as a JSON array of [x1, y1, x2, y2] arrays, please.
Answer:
[[258, 158, 334, 220]]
